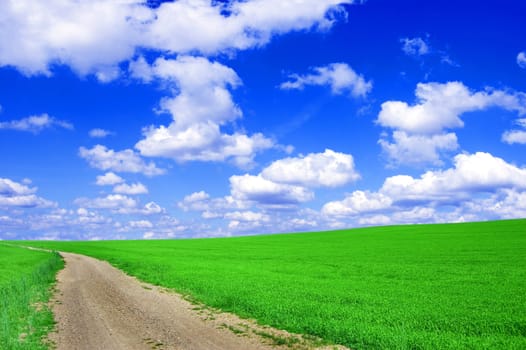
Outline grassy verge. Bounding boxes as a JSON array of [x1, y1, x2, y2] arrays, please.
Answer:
[[24, 219, 526, 349], [0, 244, 64, 349]]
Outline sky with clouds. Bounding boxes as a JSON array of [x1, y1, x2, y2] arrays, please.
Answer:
[[1, 0, 525, 240]]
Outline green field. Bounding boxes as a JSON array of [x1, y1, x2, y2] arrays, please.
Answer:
[[25, 219, 526, 349], [0, 245, 63, 349]]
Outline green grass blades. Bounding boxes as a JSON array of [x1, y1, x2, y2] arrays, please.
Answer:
[[0, 245, 63, 350], [25, 219, 526, 349]]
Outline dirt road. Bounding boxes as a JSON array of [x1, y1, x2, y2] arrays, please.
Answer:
[[50, 252, 305, 350]]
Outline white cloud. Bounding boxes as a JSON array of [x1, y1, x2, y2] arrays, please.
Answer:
[[113, 182, 148, 195], [400, 36, 459, 67], [178, 191, 246, 216], [143, 231, 155, 239], [74, 194, 137, 210], [133, 56, 275, 168], [482, 189, 526, 219], [74, 210, 111, 226], [0, 195, 55, 208], [322, 190, 392, 217], [95, 172, 124, 186], [323, 152, 526, 223], [77, 208, 89, 216], [357, 214, 391, 226], [280, 63, 372, 97], [400, 37, 429, 56], [379, 131, 458, 166], [0, 0, 351, 78], [79, 144, 165, 176], [0, 0, 150, 77], [0, 178, 55, 208], [381, 152, 526, 202], [517, 51, 526, 69], [110, 200, 165, 215], [137, 122, 274, 168], [89, 128, 114, 138], [131, 56, 242, 127], [378, 82, 526, 134], [179, 149, 359, 212], [390, 206, 437, 223], [502, 130, 526, 144], [261, 149, 360, 187], [230, 174, 313, 206], [129, 220, 153, 228], [377, 82, 526, 166], [0, 178, 35, 196], [0, 114, 73, 133], [0, 200, 172, 240], [143, 0, 350, 55], [178, 191, 211, 211], [517, 118, 526, 128], [95, 201, 164, 216], [142, 201, 164, 215], [502, 118, 526, 145], [224, 211, 269, 222]]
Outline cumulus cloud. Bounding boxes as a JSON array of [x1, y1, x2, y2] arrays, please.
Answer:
[[72, 195, 161, 216], [478, 189, 526, 219], [137, 121, 274, 168], [74, 194, 137, 210], [377, 82, 526, 166], [230, 149, 359, 207], [95, 172, 124, 186], [230, 174, 313, 206], [0, 200, 174, 240], [323, 152, 526, 220], [113, 182, 148, 195], [131, 56, 242, 127], [0, 178, 56, 208], [517, 51, 526, 69], [132, 56, 275, 168], [79, 145, 164, 176], [89, 128, 114, 138], [378, 131, 458, 166], [502, 130, 526, 144], [381, 152, 526, 202], [129, 220, 153, 228], [280, 63, 372, 97], [78, 196, 164, 215], [378, 82, 526, 134], [147, 0, 350, 55], [0, 0, 149, 77], [179, 149, 358, 212], [0, 114, 73, 133], [224, 211, 269, 222], [502, 118, 526, 145], [178, 191, 246, 217], [142, 201, 164, 215], [322, 190, 392, 216], [0, 0, 351, 78], [178, 191, 211, 211], [400, 37, 429, 56], [261, 149, 360, 187]]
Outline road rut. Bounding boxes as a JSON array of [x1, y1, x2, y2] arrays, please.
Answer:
[[49, 252, 285, 350]]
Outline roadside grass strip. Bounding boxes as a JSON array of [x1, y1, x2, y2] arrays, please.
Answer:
[[0, 245, 63, 349]]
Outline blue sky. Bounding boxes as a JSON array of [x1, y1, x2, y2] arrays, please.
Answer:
[[1, 0, 525, 240]]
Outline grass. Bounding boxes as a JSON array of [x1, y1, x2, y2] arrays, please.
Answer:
[[23, 219, 526, 349], [0, 244, 63, 349]]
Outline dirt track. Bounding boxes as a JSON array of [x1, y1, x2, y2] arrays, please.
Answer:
[[49, 252, 297, 350]]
